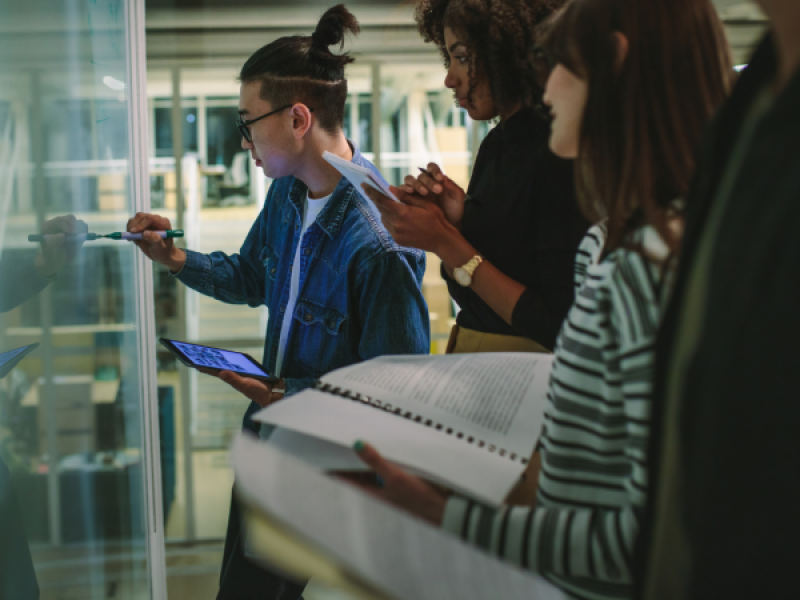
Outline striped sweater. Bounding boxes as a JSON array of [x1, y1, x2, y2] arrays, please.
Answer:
[[442, 223, 669, 600]]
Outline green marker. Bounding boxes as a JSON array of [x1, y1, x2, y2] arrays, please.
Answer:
[[105, 229, 184, 241], [28, 229, 184, 242]]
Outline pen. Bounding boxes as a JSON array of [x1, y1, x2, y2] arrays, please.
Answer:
[[106, 230, 185, 241], [419, 166, 447, 182], [28, 229, 185, 242]]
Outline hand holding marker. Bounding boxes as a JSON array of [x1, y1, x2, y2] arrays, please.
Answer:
[[28, 230, 184, 242]]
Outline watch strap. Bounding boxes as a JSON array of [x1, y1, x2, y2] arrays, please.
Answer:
[[462, 254, 484, 277]]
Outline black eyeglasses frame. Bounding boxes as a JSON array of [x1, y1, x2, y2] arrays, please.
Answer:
[[236, 105, 315, 143]]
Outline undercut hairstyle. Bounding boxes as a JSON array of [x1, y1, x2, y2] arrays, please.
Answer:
[[415, 0, 565, 116], [239, 4, 360, 132], [541, 0, 733, 253]]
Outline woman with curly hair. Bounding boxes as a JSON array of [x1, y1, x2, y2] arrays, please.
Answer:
[[354, 0, 732, 598], [364, 0, 589, 358]]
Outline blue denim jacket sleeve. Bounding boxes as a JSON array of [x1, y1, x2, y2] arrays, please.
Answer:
[[353, 248, 430, 360], [175, 206, 267, 307]]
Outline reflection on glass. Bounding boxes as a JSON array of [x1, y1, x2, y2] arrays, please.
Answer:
[[0, 1, 154, 598]]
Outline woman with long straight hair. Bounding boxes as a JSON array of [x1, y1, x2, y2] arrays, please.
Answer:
[[351, 0, 732, 598]]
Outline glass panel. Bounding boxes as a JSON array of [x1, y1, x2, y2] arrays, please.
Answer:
[[0, 1, 155, 598]]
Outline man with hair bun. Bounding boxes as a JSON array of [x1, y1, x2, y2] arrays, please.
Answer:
[[127, 5, 429, 599]]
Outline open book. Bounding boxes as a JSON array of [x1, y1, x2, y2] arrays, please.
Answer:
[[254, 352, 553, 505], [323, 150, 399, 203], [233, 434, 565, 600]]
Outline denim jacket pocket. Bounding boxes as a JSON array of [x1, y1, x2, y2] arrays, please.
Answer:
[[293, 298, 347, 335], [259, 245, 280, 282]]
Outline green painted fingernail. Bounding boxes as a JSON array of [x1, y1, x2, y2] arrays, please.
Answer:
[[353, 440, 365, 452]]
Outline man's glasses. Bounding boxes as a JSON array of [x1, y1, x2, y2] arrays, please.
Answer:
[[236, 105, 314, 143]]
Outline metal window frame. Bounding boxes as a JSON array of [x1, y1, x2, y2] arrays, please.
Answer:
[[124, 0, 167, 597]]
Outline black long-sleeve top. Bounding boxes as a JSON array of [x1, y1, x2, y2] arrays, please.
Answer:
[[443, 107, 589, 350]]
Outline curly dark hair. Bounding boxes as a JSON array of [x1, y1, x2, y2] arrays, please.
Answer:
[[415, 0, 565, 116]]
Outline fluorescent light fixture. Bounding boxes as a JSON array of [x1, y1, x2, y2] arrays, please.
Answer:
[[103, 75, 126, 91], [734, 64, 748, 72]]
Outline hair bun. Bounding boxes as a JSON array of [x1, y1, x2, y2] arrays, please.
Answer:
[[311, 4, 360, 52]]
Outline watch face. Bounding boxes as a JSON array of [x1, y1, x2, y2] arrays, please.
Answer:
[[453, 267, 471, 287]]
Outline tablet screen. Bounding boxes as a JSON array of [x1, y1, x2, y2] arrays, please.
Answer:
[[171, 341, 268, 377]]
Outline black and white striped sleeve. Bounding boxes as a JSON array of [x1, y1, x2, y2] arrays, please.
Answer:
[[441, 241, 663, 599]]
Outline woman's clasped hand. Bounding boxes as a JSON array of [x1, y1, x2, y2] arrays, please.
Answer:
[[360, 163, 466, 257], [402, 163, 467, 229]]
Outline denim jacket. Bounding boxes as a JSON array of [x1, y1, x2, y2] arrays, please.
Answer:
[[176, 144, 430, 430]]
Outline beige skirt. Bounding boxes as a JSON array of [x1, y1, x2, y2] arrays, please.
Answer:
[[445, 323, 551, 354]]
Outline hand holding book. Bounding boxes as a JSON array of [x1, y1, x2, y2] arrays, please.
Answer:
[[349, 439, 449, 525], [256, 353, 554, 505]]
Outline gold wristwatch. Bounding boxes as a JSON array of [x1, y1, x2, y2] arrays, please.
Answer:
[[453, 255, 484, 287]]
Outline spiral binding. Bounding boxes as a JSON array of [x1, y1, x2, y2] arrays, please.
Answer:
[[314, 381, 526, 465]]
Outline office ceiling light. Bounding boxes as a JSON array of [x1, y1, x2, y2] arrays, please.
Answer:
[[734, 64, 748, 72], [103, 75, 126, 91]]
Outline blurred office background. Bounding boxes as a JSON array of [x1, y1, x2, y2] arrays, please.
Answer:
[[0, 0, 767, 598]]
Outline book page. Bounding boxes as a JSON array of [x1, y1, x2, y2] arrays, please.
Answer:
[[320, 353, 553, 457], [233, 434, 565, 600], [257, 390, 525, 505]]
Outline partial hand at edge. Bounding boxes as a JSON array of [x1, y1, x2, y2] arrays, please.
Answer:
[[214, 370, 285, 408], [350, 440, 448, 526]]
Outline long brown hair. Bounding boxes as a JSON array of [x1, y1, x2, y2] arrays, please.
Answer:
[[542, 0, 732, 252]]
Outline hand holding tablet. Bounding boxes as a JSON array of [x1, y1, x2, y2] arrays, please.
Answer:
[[159, 338, 278, 383]]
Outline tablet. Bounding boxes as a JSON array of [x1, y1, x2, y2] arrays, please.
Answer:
[[159, 338, 278, 382], [0, 343, 40, 379]]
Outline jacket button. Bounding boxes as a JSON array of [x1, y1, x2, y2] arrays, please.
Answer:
[[304, 313, 313, 322], [303, 248, 311, 256], [270, 268, 276, 275], [279, 305, 285, 313]]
